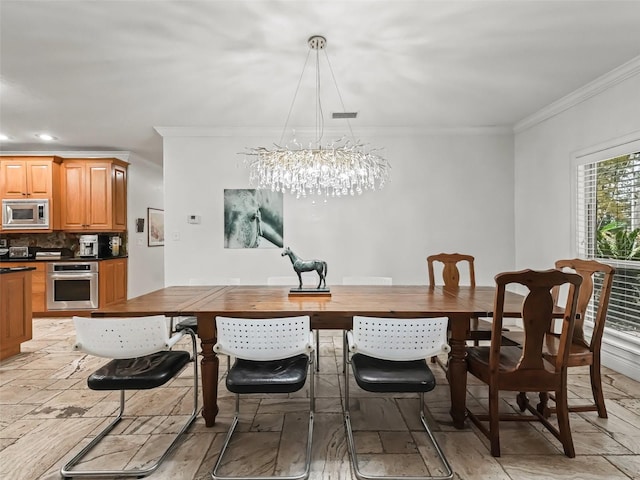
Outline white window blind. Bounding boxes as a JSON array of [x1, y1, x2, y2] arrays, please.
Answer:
[[576, 152, 640, 337]]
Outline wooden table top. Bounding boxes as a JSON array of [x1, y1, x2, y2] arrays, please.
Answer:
[[91, 285, 225, 317], [92, 284, 539, 320], [182, 285, 483, 317]]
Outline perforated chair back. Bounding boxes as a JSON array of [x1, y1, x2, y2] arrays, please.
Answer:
[[215, 315, 313, 361], [73, 315, 173, 359], [350, 316, 450, 361]]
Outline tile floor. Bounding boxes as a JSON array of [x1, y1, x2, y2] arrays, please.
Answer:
[[1, 318, 639, 480]]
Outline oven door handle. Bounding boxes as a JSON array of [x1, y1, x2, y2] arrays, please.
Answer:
[[49, 273, 97, 280]]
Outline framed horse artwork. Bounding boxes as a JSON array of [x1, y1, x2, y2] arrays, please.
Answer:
[[224, 189, 283, 248]]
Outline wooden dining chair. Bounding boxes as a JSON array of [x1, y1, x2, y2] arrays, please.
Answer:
[[529, 259, 615, 419], [427, 253, 496, 344], [466, 269, 582, 458], [426, 253, 498, 368]]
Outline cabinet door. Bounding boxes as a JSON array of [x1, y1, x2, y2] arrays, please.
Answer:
[[1, 160, 28, 198], [0, 271, 33, 360], [0, 159, 53, 198], [99, 258, 127, 307], [86, 162, 112, 230], [26, 161, 53, 198], [113, 165, 127, 231], [0, 262, 45, 313], [60, 162, 87, 230]]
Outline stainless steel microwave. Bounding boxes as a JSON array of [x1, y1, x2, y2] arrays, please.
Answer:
[[2, 198, 50, 229]]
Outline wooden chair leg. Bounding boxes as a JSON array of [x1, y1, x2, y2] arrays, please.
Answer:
[[488, 386, 501, 457], [590, 357, 608, 418], [537, 391, 551, 418], [554, 388, 575, 458]]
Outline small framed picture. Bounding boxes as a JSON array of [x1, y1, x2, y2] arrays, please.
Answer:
[[147, 208, 164, 246]]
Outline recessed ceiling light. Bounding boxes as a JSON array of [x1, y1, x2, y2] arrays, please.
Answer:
[[36, 133, 57, 141], [0, 133, 10, 141]]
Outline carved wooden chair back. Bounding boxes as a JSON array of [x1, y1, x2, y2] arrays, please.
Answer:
[[552, 258, 615, 350], [542, 258, 615, 418], [427, 253, 475, 288]]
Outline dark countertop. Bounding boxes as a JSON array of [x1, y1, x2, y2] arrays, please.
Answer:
[[0, 266, 37, 275], [0, 256, 128, 263]]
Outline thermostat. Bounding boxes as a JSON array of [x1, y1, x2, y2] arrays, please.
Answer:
[[187, 215, 201, 224]]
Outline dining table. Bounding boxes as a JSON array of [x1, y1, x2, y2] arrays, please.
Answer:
[[92, 284, 530, 429]]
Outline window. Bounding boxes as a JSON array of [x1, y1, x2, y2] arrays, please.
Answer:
[[576, 150, 640, 337]]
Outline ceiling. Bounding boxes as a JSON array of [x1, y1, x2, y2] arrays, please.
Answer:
[[2, 0, 640, 166]]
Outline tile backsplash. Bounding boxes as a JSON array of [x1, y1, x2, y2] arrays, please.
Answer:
[[0, 232, 127, 257]]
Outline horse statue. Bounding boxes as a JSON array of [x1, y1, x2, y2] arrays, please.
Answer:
[[281, 247, 327, 289]]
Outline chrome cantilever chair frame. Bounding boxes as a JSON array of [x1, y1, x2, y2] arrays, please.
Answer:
[[211, 315, 315, 480], [344, 316, 453, 480], [60, 315, 199, 479]]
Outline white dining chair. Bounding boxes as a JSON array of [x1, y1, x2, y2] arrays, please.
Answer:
[[268, 276, 320, 369], [340, 276, 393, 372]]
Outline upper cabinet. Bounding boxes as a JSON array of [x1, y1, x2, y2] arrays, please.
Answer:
[[0, 156, 61, 232], [60, 158, 128, 232], [0, 156, 61, 199]]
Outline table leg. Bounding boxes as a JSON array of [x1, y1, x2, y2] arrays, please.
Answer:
[[448, 313, 469, 429], [197, 313, 219, 427]]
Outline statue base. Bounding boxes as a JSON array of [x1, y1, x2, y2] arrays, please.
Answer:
[[288, 287, 331, 297]]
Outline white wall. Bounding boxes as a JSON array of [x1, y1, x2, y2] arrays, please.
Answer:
[[514, 73, 640, 269], [161, 128, 515, 287], [514, 70, 640, 379], [126, 153, 165, 298]]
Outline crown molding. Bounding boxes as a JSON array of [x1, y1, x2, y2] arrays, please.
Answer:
[[154, 125, 512, 138], [0, 150, 131, 162], [514, 55, 640, 133]]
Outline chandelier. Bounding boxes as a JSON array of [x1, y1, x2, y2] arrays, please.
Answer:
[[246, 35, 390, 199]]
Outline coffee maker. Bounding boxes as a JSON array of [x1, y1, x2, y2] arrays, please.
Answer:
[[79, 235, 98, 258], [98, 234, 121, 258]]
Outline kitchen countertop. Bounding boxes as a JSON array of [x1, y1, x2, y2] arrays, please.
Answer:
[[0, 256, 128, 263], [0, 266, 37, 274]]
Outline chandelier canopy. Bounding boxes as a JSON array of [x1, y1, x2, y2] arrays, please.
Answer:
[[246, 35, 390, 199]]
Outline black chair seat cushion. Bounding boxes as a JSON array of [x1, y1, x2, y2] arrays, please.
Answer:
[[175, 317, 198, 334], [88, 351, 191, 390], [351, 353, 436, 393], [226, 354, 309, 394]]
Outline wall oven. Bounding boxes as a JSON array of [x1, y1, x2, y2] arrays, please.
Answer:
[[2, 198, 50, 229], [46, 262, 99, 310]]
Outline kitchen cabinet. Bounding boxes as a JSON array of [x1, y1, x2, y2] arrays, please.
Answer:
[[99, 257, 128, 307], [0, 156, 61, 231], [0, 267, 33, 360], [60, 158, 128, 232], [0, 156, 61, 199], [0, 261, 46, 314]]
